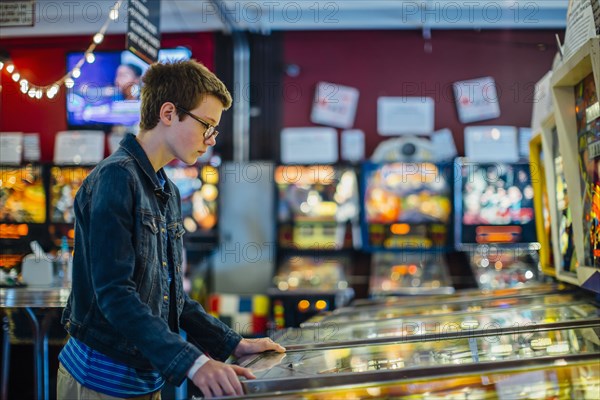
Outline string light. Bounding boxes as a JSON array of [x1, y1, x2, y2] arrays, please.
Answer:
[[1, 0, 123, 101]]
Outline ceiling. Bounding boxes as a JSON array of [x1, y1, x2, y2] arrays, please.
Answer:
[[0, 0, 569, 38]]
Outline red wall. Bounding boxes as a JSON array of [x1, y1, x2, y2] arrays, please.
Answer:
[[0, 33, 214, 162], [282, 30, 561, 156]]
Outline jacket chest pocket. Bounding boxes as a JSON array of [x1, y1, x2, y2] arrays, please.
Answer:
[[140, 213, 160, 263]]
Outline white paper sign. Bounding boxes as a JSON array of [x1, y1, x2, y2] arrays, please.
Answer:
[[280, 127, 338, 164], [54, 130, 105, 165], [563, 0, 599, 60], [311, 82, 360, 129], [341, 129, 365, 162], [0, 132, 23, 165], [22, 133, 41, 162], [464, 126, 519, 162], [519, 127, 533, 159], [453, 77, 501, 124], [377, 97, 434, 135], [431, 128, 458, 161], [531, 71, 554, 134]]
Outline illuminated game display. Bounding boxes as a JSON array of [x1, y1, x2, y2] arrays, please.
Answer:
[[275, 165, 358, 249], [362, 162, 452, 250], [575, 73, 600, 268], [456, 160, 537, 246], [163, 162, 219, 235], [553, 127, 578, 272], [0, 165, 46, 224], [49, 166, 94, 224]]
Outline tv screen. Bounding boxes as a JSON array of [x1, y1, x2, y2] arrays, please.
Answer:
[[49, 166, 94, 224], [362, 162, 452, 250], [0, 165, 46, 224], [456, 159, 537, 246], [66, 48, 191, 127], [163, 162, 219, 236]]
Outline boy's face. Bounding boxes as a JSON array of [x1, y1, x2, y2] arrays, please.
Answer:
[[168, 94, 222, 165]]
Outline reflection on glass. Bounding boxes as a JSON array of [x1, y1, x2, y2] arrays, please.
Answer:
[[241, 360, 599, 399], [304, 293, 583, 326], [275, 302, 599, 347], [242, 326, 600, 382]]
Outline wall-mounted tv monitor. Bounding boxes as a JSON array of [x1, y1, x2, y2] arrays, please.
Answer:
[[0, 165, 46, 224], [66, 48, 191, 128], [163, 162, 219, 238], [49, 166, 94, 224], [455, 158, 537, 247], [362, 162, 452, 251]]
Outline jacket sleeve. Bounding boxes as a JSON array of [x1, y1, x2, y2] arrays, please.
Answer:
[[89, 164, 201, 385], [179, 293, 243, 361]]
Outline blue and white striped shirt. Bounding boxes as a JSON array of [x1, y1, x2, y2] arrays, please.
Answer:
[[59, 337, 164, 397]]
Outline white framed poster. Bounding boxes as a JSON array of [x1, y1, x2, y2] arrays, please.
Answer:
[[310, 82, 359, 129], [280, 127, 338, 164], [54, 130, 105, 165], [464, 126, 519, 162], [377, 97, 434, 135], [453, 76, 501, 124], [0, 132, 23, 165]]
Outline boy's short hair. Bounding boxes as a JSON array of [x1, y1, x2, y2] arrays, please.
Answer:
[[139, 60, 232, 131]]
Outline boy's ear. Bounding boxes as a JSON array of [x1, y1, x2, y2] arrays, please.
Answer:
[[159, 102, 177, 125]]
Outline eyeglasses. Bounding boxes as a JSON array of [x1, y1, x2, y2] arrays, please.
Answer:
[[175, 106, 219, 140]]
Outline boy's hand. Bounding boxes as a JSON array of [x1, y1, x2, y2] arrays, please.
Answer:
[[192, 359, 254, 398], [232, 337, 286, 358]]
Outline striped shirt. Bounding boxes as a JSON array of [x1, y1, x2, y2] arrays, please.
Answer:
[[59, 337, 164, 398]]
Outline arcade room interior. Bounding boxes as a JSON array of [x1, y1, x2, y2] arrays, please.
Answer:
[[1, 0, 600, 399]]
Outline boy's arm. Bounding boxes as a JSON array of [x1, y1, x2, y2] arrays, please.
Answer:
[[89, 164, 201, 385], [179, 293, 243, 361]]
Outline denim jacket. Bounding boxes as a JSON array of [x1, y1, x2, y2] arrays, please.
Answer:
[[61, 134, 242, 385]]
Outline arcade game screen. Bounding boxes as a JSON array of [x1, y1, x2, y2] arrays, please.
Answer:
[[49, 166, 94, 224], [369, 252, 453, 296], [362, 162, 452, 250], [0, 165, 47, 278], [575, 73, 600, 268], [272, 255, 349, 292], [553, 127, 578, 273], [0, 165, 46, 223], [275, 165, 359, 250], [163, 162, 219, 236], [457, 161, 537, 245]]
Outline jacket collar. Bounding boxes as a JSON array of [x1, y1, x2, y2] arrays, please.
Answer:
[[119, 133, 173, 197]]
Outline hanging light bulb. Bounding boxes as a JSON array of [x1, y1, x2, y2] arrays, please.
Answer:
[[109, 7, 119, 20], [35, 89, 43, 99], [20, 85, 28, 94], [6, 64, 14, 73], [93, 33, 104, 44], [86, 52, 95, 63], [65, 77, 75, 88], [11, 72, 20, 82], [28, 88, 36, 98], [72, 67, 81, 78], [19, 79, 28, 91], [0, 61, 4, 70]]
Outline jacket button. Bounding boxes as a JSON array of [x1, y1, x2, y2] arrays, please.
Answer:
[[161, 228, 166, 233], [163, 295, 169, 301], [162, 261, 167, 267]]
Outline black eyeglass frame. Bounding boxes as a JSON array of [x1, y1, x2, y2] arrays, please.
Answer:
[[175, 106, 219, 140]]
